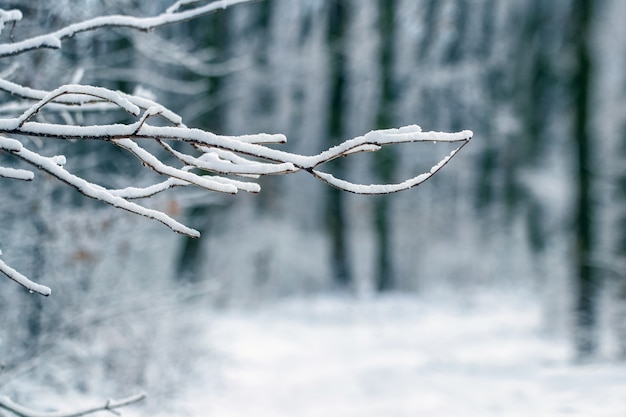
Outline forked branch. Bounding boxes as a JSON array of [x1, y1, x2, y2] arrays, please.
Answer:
[[0, 83, 471, 295], [0, 0, 472, 298]]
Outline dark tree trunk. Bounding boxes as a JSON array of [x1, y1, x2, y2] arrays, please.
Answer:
[[373, 0, 396, 292], [176, 205, 219, 283], [613, 123, 626, 358], [325, 0, 352, 288], [25, 211, 48, 348], [570, 0, 597, 359]]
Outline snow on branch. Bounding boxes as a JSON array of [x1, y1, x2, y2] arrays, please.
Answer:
[[0, 393, 145, 417], [0, 83, 471, 233], [0, 166, 34, 181], [310, 125, 471, 194], [0, 82, 471, 294], [0, 256, 51, 296], [0, 9, 21, 35], [0, 0, 472, 299], [0, 0, 259, 58], [0, 136, 201, 238]]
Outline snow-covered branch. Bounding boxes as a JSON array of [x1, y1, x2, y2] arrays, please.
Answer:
[[0, 256, 51, 296], [0, 0, 471, 298], [0, 82, 471, 294], [0, 166, 33, 181], [0, 1, 470, 416], [0, 136, 200, 238], [0, 393, 145, 417], [0, 0, 260, 58], [0, 84, 471, 201]]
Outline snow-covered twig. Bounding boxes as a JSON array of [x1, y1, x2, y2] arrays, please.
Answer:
[[0, 136, 200, 238], [0, 257, 51, 296], [0, 166, 34, 181], [0, 84, 471, 293], [0, 9, 21, 36], [0, 0, 472, 298], [0, 0, 259, 58], [0, 78, 184, 125], [0, 83, 472, 226], [0, 393, 145, 417]]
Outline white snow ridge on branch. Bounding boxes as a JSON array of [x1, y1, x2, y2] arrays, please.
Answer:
[[0, 83, 471, 241], [0, 0, 471, 297], [0, 393, 146, 417], [0, 0, 259, 57]]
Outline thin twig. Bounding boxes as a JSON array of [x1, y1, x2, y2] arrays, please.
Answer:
[[0, 393, 145, 417]]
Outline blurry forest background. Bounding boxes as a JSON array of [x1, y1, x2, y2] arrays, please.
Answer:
[[2, 0, 626, 412]]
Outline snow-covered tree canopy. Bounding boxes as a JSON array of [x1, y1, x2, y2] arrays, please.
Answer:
[[0, 0, 471, 297]]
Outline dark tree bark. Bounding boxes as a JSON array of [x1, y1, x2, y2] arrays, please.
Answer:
[[176, 205, 212, 284], [615, 127, 626, 357], [570, 0, 597, 358], [373, 0, 396, 292], [325, 0, 352, 288]]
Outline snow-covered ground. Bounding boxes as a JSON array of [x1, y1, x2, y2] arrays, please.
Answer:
[[171, 293, 626, 417]]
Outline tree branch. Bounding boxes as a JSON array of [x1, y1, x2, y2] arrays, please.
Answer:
[[0, 82, 472, 211], [0, 393, 145, 417], [0, 136, 200, 238], [0, 166, 34, 181], [0, 257, 51, 296], [0, 0, 260, 58], [0, 0, 472, 298]]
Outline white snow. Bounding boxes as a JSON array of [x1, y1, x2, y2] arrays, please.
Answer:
[[109, 177, 187, 199], [0, 166, 34, 181], [12, 142, 200, 237], [0, 257, 51, 296], [313, 169, 431, 194], [0, 136, 23, 152], [113, 138, 240, 194], [14, 84, 140, 127], [50, 155, 66, 166], [311, 126, 472, 168], [312, 147, 462, 194], [0, 9, 21, 34], [0, 0, 258, 57], [171, 294, 626, 417], [1, 87, 471, 198]]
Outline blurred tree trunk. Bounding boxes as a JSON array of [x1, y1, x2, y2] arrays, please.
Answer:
[[570, 0, 597, 358], [596, 0, 626, 354], [517, 0, 551, 252], [175, 205, 212, 283], [174, 11, 230, 283], [26, 212, 46, 348], [325, 0, 352, 288], [373, 0, 397, 292], [615, 128, 626, 357]]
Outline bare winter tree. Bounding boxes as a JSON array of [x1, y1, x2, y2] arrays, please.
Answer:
[[0, 0, 471, 413]]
